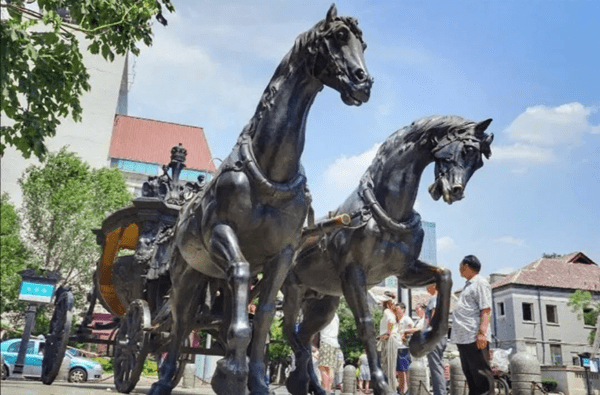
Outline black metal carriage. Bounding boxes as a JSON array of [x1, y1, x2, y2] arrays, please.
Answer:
[[41, 145, 225, 393]]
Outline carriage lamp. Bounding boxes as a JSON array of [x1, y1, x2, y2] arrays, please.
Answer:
[[9, 270, 60, 380]]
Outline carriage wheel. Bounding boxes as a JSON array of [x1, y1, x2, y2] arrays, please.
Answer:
[[42, 287, 74, 385], [113, 299, 151, 393], [156, 336, 191, 389]]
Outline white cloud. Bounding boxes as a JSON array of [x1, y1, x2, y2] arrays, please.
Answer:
[[323, 143, 381, 191], [494, 236, 526, 247], [437, 236, 456, 251], [492, 143, 555, 164], [506, 103, 599, 146], [494, 103, 599, 169]]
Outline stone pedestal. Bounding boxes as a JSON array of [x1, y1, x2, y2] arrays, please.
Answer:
[[510, 352, 543, 395], [449, 357, 466, 395], [409, 358, 429, 395], [341, 365, 356, 395]]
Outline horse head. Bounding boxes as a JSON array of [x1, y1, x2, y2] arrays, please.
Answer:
[[428, 118, 494, 204], [307, 4, 373, 106]]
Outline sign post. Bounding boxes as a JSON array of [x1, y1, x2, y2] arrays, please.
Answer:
[[9, 270, 59, 380], [579, 352, 594, 395]]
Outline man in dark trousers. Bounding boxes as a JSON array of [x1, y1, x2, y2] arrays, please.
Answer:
[[451, 255, 493, 395]]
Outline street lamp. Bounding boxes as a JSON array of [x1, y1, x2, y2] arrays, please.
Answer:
[[9, 269, 59, 380]]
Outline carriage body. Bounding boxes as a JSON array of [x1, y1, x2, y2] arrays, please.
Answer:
[[41, 146, 225, 393]]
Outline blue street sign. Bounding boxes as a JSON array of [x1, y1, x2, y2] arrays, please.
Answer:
[[18, 280, 56, 304]]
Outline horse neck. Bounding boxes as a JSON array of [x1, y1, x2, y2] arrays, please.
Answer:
[[250, 62, 323, 183], [369, 143, 433, 222]]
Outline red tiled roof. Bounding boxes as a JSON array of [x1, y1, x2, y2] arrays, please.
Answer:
[[491, 252, 600, 292], [109, 115, 216, 172]]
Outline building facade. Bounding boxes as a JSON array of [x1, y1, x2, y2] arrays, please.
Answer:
[[1, 29, 128, 205], [490, 252, 600, 366], [108, 115, 216, 196]]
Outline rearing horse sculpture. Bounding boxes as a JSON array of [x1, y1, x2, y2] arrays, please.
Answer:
[[282, 115, 493, 395], [148, 5, 372, 395]]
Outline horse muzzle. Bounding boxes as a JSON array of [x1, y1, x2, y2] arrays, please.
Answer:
[[341, 77, 373, 106], [428, 177, 465, 204]]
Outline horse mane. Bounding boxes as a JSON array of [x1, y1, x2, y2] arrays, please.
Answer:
[[364, 115, 480, 179], [239, 15, 365, 140]]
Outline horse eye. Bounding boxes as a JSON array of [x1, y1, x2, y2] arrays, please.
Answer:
[[336, 29, 348, 42]]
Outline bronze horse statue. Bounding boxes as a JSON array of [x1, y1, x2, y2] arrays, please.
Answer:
[[282, 115, 493, 395], [148, 5, 373, 395]]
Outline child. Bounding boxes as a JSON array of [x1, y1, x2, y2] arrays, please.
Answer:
[[358, 350, 371, 394]]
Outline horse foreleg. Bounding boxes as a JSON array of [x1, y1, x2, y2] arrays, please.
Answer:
[[400, 260, 452, 358], [248, 246, 294, 395], [342, 264, 395, 395], [209, 223, 251, 395], [282, 276, 312, 395]]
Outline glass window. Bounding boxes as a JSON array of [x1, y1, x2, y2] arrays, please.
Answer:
[[26, 341, 35, 354], [522, 302, 534, 321], [550, 344, 562, 365], [7, 343, 20, 353], [497, 302, 505, 316], [546, 305, 558, 323]]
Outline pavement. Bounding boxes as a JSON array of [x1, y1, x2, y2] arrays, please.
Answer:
[[0, 376, 301, 395]]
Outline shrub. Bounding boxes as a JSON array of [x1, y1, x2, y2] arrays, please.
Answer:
[[93, 357, 113, 374], [143, 359, 158, 376]]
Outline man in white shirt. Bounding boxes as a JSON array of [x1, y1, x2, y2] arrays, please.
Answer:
[[451, 255, 492, 395]]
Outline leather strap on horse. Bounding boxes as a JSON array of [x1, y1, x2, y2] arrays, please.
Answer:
[[234, 134, 307, 202], [356, 175, 422, 235]]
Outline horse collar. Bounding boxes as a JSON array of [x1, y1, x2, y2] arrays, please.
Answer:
[[358, 177, 421, 234], [236, 134, 307, 201]]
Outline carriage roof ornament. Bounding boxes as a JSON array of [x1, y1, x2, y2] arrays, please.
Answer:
[[141, 143, 205, 206]]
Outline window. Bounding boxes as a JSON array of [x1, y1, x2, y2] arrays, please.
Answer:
[[546, 305, 558, 323], [584, 307, 596, 326], [497, 302, 505, 316], [522, 302, 534, 321], [573, 356, 581, 366], [550, 344, 562, 365]]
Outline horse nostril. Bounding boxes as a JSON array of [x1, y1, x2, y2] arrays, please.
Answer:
[[452, 185, 463, 195], [354, 68, 366, 82]]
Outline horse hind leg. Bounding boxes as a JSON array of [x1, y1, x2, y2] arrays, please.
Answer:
[[281, 277, 310, 395], [287, 295, 340, 395], [248, 246, 296, 395], [148, 252, 204, 395], [209, 223, 251, 395], [341, 264, 395, 395]]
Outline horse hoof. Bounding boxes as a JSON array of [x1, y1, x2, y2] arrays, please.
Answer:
[[211, 359, 249, 395], [286, 370, 310, 395], [148, 381, 172, 395]]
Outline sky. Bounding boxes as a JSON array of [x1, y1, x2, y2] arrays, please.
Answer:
[[5, 1, 599, 290], [123, 0, 600, 289]]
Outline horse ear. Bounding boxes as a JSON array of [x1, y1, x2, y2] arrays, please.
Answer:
[[475, 118, 493, 135], [482, 133, 494, 159], [326, 4, 338, 25]]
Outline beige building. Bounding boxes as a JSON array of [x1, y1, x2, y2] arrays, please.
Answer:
[[490, 252, 599, 367]]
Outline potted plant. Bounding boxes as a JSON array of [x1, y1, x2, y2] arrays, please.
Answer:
[[541, 377, 558, 392]]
